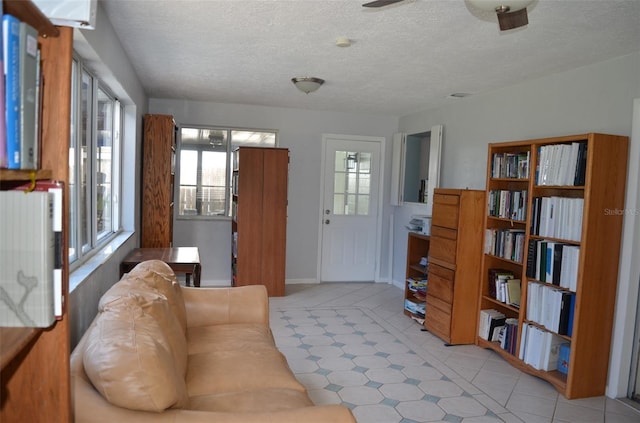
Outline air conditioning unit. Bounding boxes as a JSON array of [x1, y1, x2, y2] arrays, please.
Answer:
[[32, 0, 97, 29]]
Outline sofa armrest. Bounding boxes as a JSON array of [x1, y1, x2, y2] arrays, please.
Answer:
[[181, 285, 269, 328]]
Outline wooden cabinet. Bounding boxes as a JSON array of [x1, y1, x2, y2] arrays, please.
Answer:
[[478, 133, 628, 399], [0, 2, 72, 421], [231, 147, 288, 297], [425, 188, 485, 345], [404, 232, 429, 320], [141, 114, 176, 248]]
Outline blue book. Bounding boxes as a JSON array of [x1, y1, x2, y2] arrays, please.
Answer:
[[3, 14, 20, 169], [566, 292, 576, 337], [0, 1, 6, 168], [557, 343, 571, 375]]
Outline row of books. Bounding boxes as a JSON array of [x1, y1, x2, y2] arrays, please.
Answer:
[[478, 309, 519, 355], [491, 151, 530, 179], [0, 181, 63, 327], [484, 228, 526, 263], [487, 189, 527, 221], [526, 282, 575, 337], [530, 196, 583, 242], [526, 240, 580, 291], [520, 323, 569, 372], [536, 142, 587, 186], [478, 309, 506, 341], [487, 268, 521, 308], [0, 11, 42, 170]]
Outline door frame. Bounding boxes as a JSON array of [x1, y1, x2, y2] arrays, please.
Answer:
[[317, 133, 386, 283]]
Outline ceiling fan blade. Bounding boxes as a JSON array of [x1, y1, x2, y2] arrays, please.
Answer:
[[362, 0, 404, 8], [497, 8, 529, 31]]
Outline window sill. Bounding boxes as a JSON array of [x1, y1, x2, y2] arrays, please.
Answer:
[[69, 231, 134, 292]]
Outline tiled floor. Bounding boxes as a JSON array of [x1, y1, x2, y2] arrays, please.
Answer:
[[269, 283, 640, 423]]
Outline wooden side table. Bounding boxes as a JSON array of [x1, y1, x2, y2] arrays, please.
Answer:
[[120, 247, 201, 287]]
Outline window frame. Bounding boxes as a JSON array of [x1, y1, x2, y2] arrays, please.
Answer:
[[68, 55, 122, 269], [176, 125, 278, 220]]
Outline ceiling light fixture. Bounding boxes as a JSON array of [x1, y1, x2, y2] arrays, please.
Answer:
[[467, 0, 534, 30], [292, 77, 325, 94]]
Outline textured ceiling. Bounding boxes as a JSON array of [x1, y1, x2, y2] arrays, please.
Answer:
[[101, 0, 640, 117]]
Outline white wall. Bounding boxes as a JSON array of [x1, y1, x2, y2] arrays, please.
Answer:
[[149, 99, 399, 285], [396, 53, 640, 398]]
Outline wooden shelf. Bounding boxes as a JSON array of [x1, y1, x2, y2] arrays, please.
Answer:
[[1, 1, 73, 420], [0, 169, 53, 182], [478, 133, 629, 399], [3, 0, 59, 38], [0, 327, 39, 370]]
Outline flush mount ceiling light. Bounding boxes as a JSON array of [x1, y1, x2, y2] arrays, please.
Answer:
[[291, 77, 325, 94], [467, 0, 534, 30]]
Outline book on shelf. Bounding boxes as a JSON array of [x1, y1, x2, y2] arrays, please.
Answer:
[[536, 142, 587, 186], [0, 190, 55, 327], [18, 20, 39, 169], [484, 228, 526, 262], [526, 281, 575, 336], [532, 197, 583, 242], [3, 13, 20, 169], [1, 14, 41, 170], [491, 151, 529, 179], [487, 268, 513, 300], [557, 343, 571, 375], [0, 2, 6, 168], [15, 180, 64, 318], [488, 189, 527, 221], [522, 325, 565, 371], [527, 239, 580, 288], [478, 309, 506, 341]]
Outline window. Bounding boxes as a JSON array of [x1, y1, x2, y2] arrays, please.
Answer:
[[177, 127, 276, 218], [68, 57, 122, 265], [332, 151, 372, 216]]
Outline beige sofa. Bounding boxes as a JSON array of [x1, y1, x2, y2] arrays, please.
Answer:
[[70, 260, 356, 422]]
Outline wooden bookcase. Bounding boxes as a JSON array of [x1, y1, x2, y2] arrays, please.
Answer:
[[477, 133, 629, 399], [425, 188, 485, 345], [231, 147, 289, 297], [404, 232, 429, 320], [141, 114, 176, 248], [0, 2, 73, 421]]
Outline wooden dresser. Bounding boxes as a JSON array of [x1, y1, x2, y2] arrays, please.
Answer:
[[424, 188, 485, 344]]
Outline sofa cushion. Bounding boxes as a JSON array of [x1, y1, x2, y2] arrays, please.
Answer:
[[189, 388, 314, 413], [186, 323, 276, 355], [83, 294, 189, 412], [186, 349, 306, 397], [99, 276, 188, 380], [121, 259, 188, 334]]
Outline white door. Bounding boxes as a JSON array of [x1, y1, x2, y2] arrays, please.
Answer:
[[320, 135, 382, 282]]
